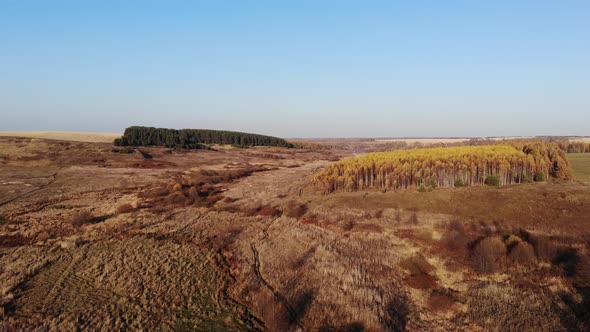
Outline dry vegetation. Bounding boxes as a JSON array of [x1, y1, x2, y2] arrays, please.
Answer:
[[0, 131, 121, 143], [1, 136, 589, 331]]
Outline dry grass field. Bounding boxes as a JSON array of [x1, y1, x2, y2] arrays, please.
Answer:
[[568, 153, 590, 182], [0, 131, 121, 143], [1, 136, 589, 331]]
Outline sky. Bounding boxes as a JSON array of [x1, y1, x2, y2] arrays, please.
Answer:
[[1, 1, 589, 138]]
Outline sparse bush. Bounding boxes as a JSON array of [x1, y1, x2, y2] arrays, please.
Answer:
[[454, 178, 466, 187], [447, 219, 465, 233], [441, 230, 470, 251], [530, 235, 558, 262], [245, 204, 282, 217], [408, 213, 418, 225], [138, 149, 153, 159], [0, 216, 6, 225], [508, 241, 537, 265], [504, 234, 522, 249], [553, 248, 580, 277], [472, 237, 507, 273], [484, 175, 500, 186], [428, 179, 437, 189], [428, 289, 456, 312], [204, 194, 223, 207], [0, 234, 30, 247], [395, 211, 402, 222], [166, 192, 188, 205], [285, 201, 308, 218], [223, 196, 238, 203], [111, 147, 135, 154], [373, 209, 383, 219], [418, 185, 426, 192], [400, 255, 437, 289], [70, 211, 94, 226], [342, 216, 355, 231], [534, 171, 546, 182], [116, 203, 135, 214], [400, 255, 433, 276]]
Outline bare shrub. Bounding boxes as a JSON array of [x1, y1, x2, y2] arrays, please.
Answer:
[[395, 211, 402, 222], [382, 294, 410, 332], [553, 248, 580, 277], [204, 194, 224, 207], [508, 241, 537, 265], [285, 201, 308, 218], [400, 255, 437, 289], [341, 217, 355, 231], [373, 209, 383, 219], [428, 288, 456, 312], [244, 204, 282, 217], [116, 203, 135, 214], [71, 211, 94, 226], [300, 213, 320, 225], [139, 166, 269, 211], [531, 235, 558, 262], [504, 234, 522, 249], [441, 219, 470, 251], [441, 230, 470, 251], [472, 237, 507, 273], [0, 234, 31, 247], [447, 219, 465, 233], [408, 213, 418, 225], [223, 196, 238, 203], [165, 192, 188, 205], [258, 205, 282, 217], [478, 221, 493, 236]]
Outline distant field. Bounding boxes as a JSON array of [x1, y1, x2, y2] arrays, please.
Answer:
[[570, 137, 590, 143], [0, 131, 121, 143], [567, 153, 590, 181], [375, 138, 469, 144], [374, 136, 538, 145]]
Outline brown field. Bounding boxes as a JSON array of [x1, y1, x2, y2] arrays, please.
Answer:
[[0, 131, 121, 143], [1, 136, 589, 331]]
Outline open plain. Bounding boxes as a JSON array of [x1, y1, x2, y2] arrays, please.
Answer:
[[1, 135, 589, 331]]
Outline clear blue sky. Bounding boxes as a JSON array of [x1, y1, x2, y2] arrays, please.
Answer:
[[1, 1, 588, 138]]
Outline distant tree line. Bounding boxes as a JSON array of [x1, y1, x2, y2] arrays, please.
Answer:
[[114, 126, 293, 149], [558, 141, 590, 153]]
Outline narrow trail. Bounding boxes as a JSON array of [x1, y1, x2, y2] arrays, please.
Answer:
[[250, 242, 304, 330], [249, 216, 305, 329], [42, 248, 88, 312], [206, 237, 265, 331]]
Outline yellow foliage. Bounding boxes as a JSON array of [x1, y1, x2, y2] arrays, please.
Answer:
[[316, 143, 570, 193]]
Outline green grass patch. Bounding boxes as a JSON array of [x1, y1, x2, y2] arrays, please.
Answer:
[[567, 153, 590, 182]]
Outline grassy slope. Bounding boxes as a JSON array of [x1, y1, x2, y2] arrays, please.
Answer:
[[567, 153, 590, 182]]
